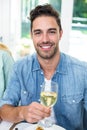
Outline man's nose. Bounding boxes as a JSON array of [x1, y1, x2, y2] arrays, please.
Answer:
[[42, 33, 49, 42]]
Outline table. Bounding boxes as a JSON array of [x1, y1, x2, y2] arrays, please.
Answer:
[[0, 121, 65, 130], [0, 121, 32, 130]]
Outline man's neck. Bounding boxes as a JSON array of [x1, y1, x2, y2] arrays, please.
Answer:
[[37, 52, 60, 80]]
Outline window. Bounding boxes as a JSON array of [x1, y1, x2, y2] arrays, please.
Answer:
[[69, 0, 87, 61], [21, 0, 61, 38]]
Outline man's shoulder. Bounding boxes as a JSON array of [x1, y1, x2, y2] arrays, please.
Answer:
[[62, 53, 87, 70], [16, 53, 36, 63], [14, 53, 37, 71]]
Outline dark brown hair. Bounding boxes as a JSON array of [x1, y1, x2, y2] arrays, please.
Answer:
[[29, 4, 62, 31]]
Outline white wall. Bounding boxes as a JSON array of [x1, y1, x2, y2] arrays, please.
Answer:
[[60, 0, 74, 53], [0, 0, 21, 49], [0, 0, 10, 44]]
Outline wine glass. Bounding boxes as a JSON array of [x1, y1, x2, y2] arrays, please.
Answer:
[[38, 79, 58, 128]]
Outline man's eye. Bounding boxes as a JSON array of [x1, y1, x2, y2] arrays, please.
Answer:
[[50, 31, 56, 34], [34, 32, 41, 35]]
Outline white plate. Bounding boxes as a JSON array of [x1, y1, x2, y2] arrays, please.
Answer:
[[24, 124, 65, 130]]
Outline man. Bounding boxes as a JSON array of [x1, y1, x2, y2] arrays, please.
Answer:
[[0, 4, 87, 130]]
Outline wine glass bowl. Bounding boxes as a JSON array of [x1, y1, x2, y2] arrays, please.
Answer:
[[40, 81, 58, 107], [40, 91, 57, 107]]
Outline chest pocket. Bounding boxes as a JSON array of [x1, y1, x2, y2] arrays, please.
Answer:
[[61, 93, 83, 104], [21, 89, 34, 105], [20, 88, 40, 106]]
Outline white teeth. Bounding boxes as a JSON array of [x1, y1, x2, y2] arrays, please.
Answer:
[[42, 46, 50, 49]]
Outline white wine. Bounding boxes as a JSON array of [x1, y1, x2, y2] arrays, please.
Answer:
[[40, 91, 57, 107], [38, 81, 58, 127]]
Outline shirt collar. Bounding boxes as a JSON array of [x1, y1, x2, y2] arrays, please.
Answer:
[[32, 52, 68, 74], [31, 53, 41, 71], [56, 52, 68, 74]]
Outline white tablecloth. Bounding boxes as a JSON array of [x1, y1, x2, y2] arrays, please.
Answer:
[[0, 121, 65, 130], [0, 121, 32, 130], [0, 121, 12, 130]]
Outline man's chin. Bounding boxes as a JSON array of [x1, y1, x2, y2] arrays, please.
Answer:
[[38, 54, 55, 60]]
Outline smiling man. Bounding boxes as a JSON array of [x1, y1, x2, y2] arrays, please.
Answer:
[[0, 4, 87, 130]]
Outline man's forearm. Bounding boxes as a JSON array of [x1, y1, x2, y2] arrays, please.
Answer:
[[0, 104, 24, 123], [0, 102, 51, 124]]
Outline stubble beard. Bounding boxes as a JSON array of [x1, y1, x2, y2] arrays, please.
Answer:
[[36, 45, 58, 60]]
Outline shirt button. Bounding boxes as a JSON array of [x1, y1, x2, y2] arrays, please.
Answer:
[[40, 85, 42, 87], [41, 72, 43, 74], [38, 99, 40, 102], [72, 100, 75, 103], [24, 91, 27, 94]]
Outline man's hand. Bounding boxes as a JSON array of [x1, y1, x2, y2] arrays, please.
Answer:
[[20, 102, 51, 123]]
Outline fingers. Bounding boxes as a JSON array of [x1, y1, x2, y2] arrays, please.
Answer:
[[29, 102, 50, 115], [26, 112, 42, 123], [23, 102, 51, 123]]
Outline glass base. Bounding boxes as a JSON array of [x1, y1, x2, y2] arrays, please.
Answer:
[[38, 117, 53, 128]]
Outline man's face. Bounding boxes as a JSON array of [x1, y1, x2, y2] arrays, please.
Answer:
[[31, 16, 62, 59]]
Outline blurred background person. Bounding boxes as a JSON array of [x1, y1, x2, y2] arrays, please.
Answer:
[[0, 43, 14, 99]]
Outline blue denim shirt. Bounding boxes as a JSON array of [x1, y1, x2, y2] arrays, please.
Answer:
[[0, 52, 87, 130]]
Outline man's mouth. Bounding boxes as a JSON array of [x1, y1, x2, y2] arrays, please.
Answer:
[[42, 45, 51, 49], [40, 44, 53, 50]]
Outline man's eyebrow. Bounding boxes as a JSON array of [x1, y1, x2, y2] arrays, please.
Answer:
[[32, 28, 57, 33], [48, 28, 57, 31], [33, 29, 41, 33]]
